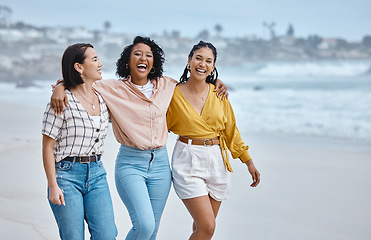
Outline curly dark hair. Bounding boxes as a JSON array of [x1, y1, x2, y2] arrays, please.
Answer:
[[116, 36, 165, 80], [178, 41, 218, 85]]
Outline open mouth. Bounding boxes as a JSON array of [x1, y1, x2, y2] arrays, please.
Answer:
[[137, 64, 147, 72], [196, 68, 207, 74]]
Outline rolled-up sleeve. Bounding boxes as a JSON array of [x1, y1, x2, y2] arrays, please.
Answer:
[[41, 103, 64, 140]]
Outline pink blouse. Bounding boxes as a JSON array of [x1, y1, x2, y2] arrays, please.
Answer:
[[93, 76, 177, 150]]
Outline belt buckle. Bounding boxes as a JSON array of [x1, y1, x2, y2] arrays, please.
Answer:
[[80, 156, 91, 163], [203, 139, 211, 146]]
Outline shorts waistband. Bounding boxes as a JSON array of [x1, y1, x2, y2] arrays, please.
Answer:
[[178, 136, 220, 146]]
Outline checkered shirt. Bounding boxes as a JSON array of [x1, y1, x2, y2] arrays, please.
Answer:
[[42, 90, 109, 162]]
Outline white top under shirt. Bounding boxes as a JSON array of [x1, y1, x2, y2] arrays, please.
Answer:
[[90, 115, 101, 127], [133, 80, 154, 99]]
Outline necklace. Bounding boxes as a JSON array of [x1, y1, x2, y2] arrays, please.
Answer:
[[76, 89, 96, 110], [200, 85, 209, 101]]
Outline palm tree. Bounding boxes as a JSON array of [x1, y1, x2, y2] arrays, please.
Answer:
[[214, 24, 223, 38], [286, 24, 294, 37], [0, 5, 13, 26], [104, 21, 111, 33], [263, 21, 276, 40]]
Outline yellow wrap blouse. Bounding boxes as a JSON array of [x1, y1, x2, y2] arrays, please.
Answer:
[[166, 84, 251, 172]]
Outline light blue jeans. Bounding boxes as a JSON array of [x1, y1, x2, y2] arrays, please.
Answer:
[[49, 159, 117, 240], [115, 145, 172, 240]]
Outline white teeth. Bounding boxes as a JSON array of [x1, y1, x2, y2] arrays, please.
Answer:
[[138, 64, 147, 68], [196, 68, 206, 73]]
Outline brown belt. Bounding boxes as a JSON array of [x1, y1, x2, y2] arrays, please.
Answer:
[[63, 155, 101, 163], [178, 136, 219, 146]]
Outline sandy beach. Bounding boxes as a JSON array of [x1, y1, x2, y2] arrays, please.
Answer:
[[0, 101, 370, 240]]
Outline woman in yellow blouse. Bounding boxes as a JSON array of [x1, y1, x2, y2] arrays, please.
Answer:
[[167, 41, 261, 240]]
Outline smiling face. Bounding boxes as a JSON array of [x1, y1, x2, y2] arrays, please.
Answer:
[[128, 43, 154, 82], [188, 47, 215, 82], [77, 47, 102, 82]]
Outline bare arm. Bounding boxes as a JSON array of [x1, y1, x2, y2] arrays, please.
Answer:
[[42, 135, 65, 205]]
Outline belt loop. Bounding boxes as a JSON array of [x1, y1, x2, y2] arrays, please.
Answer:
[[72, 156, 76, 164], [188, 138, 192, 146], [94, 154, 98, 162]]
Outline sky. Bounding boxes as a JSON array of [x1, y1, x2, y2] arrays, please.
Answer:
[[1, 0, 370, 41]]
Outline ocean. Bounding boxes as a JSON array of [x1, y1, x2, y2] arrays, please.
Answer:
[[1, 60, 370, 142]]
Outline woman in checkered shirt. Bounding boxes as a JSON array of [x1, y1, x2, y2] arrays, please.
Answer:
[[42, 43, 117, 239]]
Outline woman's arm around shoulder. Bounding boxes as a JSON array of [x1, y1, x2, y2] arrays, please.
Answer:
[[50, 81, 68, 115], [214, 78, 229, 100], [162, 75, 178, 86]]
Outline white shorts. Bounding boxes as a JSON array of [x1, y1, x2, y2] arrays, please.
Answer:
[[171, 140, 231, 201]]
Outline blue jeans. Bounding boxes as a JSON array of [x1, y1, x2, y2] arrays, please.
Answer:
[[115, 145, 172, 240], [49, 159, 117, 240]]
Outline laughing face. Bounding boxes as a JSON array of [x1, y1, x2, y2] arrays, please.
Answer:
[[129, 43, 154, 82], [79, 47, 102, 82], [188, 47, 215, 82]]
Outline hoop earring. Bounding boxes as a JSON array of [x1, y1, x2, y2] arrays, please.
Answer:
[[186, 64, 190, 70], [209, 70, 214, 77], [125, 64, 129, 69], [150, 67, 155, 74]]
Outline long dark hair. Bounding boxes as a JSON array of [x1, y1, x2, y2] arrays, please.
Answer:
[[179, 41, 218, 85], [62, 43, 93, 89], [116, 36, 165, 80]]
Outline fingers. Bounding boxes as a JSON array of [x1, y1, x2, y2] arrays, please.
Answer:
[[55, 101, 60, 115], [50, 196, 61, 205], [58, 100, 64, 115], [218, 91, 228, 99], [250, 171, 261, 187], [50, 98, 55, 111], [222, 91, 229, 100], [60, 193, 65, 206], [49, 193, 65, 206], [52, 99, 64, 115], [54, 99, 59, 113], [245, 160, 260, 187], [216, 85, 228, 99], [64, 97, 69, 108], [50, 97, 58, 114]]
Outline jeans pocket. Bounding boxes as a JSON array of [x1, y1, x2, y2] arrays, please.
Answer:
[[56, 160, 72, 171]]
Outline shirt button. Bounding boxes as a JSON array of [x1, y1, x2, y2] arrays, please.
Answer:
[[96, 129, 100, 132], [95, 139, 99, 143]]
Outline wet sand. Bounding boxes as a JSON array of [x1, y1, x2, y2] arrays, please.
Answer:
[[0, 102, 370, 239]]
